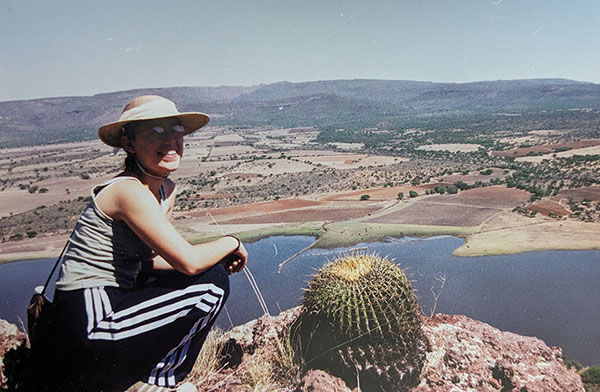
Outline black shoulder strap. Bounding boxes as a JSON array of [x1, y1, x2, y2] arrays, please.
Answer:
[[40, 231, 74, 297]]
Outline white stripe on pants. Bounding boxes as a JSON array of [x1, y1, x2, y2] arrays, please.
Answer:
[[83, 283, 225, 387]]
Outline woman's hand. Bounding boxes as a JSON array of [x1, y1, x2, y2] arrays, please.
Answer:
[[220, 240, 248, 275]]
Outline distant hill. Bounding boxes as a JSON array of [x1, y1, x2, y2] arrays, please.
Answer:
[[1, 79, 599, 147]]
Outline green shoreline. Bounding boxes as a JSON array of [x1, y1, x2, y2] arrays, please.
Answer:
[[2, 220, 598, 264], [193, 221, 476, 248], [0, 221, 471, 264]]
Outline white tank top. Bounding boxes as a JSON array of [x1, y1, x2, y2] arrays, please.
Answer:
[[55, 177, 168, 291]]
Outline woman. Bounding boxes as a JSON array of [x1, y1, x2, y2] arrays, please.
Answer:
[[42, 95, 247, 391]]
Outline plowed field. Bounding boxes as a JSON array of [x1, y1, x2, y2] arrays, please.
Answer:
[[366, 203, 501, 226], [527, 200, 569, 216], [555, 186, 600, 202], [366, 187, 531, 226], [220, 206, 381, 224]]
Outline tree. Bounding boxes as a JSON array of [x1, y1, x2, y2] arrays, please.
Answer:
[[409, 190, 418, 198], [434, 186, 446, 194], [582, 366, 600, 384], [360, 194, 371, 201], [397, 192, 404, 200], [454, 181, 470, 191]]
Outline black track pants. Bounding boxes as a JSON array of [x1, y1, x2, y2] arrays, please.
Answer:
[[41, 263, 229, 391]]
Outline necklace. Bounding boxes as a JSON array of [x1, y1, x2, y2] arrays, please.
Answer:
[[135, 158, 169, 180]]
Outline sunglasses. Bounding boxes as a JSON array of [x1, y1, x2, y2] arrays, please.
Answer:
[[126, 124, 186, 140], [150, 125, 185, 134]]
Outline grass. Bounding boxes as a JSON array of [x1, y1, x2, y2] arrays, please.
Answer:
[[188, 219, 475, 251], [239, 358, 278, 391], [186, 222, 323, 248], [187, 328, 227, 389], [237, 323, 302, 392], [236, 222, 323, 243], [272, 325, 302, 385], [182, 315, 303, 391], [313, 221, 476, 249]]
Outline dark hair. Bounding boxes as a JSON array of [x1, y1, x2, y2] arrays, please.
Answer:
[[121, 124, 141, 174], [124, 151, 139, 173]]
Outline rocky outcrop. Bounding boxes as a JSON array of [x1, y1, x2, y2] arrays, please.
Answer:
[[218, 308, 584, 392], [0, 319, 28, 390], [295, 370, 352, 392], [415, 314, 583, 391], [0, 311, 586, 391]]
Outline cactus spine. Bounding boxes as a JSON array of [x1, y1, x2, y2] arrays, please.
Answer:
[[292, 253, 428, 391]]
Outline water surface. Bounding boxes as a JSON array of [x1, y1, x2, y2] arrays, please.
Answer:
[[1, 235, 598, 365]]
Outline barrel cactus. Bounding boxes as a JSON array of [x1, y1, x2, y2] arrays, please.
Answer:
[[292, 253, 428, 391]]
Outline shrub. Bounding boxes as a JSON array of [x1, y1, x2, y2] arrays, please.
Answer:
[[292, 253, 428, 391], [564, 358, 583, 371], [446, 185, 459, 194], [360, 194, 371, 201], [454, 181, 471, 191], [434, 186, 446, 194], [582, 366, 600, 384]]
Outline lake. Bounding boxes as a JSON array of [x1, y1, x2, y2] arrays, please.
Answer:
[[1, 235, 598, 365]]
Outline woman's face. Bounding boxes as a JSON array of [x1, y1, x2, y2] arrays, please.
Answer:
[[124, 117, 185, 176]]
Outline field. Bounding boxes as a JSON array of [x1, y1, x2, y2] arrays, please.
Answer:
[[555, 186, 600, 202], [1, 119, 600, 262], [219, 204, 381, 224], [527, 200, 570, 216], [416, 143, 483, 153], [492, 139, 600, 159], [366, 187, 531, 226]]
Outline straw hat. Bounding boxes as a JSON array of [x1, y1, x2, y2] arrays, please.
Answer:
[[98, 95, 210, 148]]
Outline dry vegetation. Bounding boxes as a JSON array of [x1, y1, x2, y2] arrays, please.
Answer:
[[1, 124, 600, 261]]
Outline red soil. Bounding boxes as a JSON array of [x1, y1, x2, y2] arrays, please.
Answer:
[[553, 186, 600, 202], [220, 206, 381, 224], [425, 186, 531, 208], [527, 200, 569, 216], [367, 203, 501, 226], [321, 185, 438, 201], [492, 139, 600, 158], [187, 198, 323, 217], [366, 187, 530, 226]]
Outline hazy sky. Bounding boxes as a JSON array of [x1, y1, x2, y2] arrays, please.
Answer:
[[1, 0, 599, 101]]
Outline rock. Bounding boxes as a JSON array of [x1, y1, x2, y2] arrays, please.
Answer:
[[2, 311, 585, 391], [221, 307, 303, 368], [414, 314, 584, 392], [295, 369, 352, 392], [209, 311, 584, 392], [0, 319, 29, 390]]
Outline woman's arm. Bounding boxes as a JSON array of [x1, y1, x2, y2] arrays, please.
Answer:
[[151, 243, 245, 274], [97, 180, 247, 275]]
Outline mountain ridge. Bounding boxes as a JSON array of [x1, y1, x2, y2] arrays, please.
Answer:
[[1, 78, 599, 148]]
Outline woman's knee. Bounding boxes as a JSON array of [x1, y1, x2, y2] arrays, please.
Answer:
[[198, 262, 230, 297]]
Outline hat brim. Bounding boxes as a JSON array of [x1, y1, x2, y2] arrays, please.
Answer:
[[98, 112, 210, 148]]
